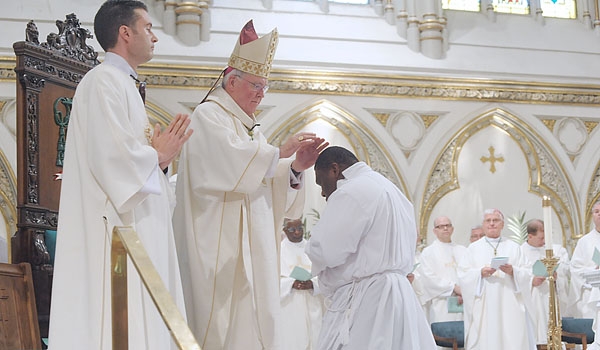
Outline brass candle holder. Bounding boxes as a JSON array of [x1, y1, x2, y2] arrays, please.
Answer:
[[541, 249, 561, 350]]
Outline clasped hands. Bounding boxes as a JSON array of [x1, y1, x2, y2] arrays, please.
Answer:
[[292, 279, 313, 291], [151, 114, 193, 170]]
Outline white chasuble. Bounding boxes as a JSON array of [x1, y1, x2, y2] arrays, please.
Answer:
[[516, 243, 570, 344], [418, 239, 467, 323], [280, 238, 324, 350], [173, 87, 304, 350], [48, 59, 185, 350], [457, 237, 536, 350]]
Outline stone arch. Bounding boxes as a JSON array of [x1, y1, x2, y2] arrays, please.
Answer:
[[420, 108, 580, 250], [268, 98, 410, 197]]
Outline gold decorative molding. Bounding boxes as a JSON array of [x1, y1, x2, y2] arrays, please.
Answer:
[[542, 119, 556, 132], [0, 58, 599, 105], [420, 114, 438, 128], [584, 121, 599, 135], [372, 112, 391, 126]]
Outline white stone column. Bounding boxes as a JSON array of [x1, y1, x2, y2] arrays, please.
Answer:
[[153, 0, 165, 19], [582, 0, 593, 29], [163, 1, 176, 36], [407, 16, 420, 52], [318, 0, 329, 14], [384, 0, 395, 24], [373, 0, 384, 16], [176, 1, 201, 46], [532, 0, 545, 24], [199, 1, 210, 42], [419, 13, 443, 59], [262, 0, 273, 10], [440, 16, 449, 52], [484, 0, 496, 22], [395, 0, 408, 38]]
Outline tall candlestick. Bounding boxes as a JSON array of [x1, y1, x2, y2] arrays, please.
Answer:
[[543, 196, 553, 250]]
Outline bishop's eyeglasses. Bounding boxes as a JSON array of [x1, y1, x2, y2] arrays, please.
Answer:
[[236, 74, 269, 94]]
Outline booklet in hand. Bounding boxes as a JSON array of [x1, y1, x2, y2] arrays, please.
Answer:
[[532, 259, 559, 277], [593, 247, 600, 267], [289, 266, 312, 282], [490, 256, 509, 269], [447, 296, 464, 313]]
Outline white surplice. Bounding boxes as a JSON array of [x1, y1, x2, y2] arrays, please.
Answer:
[[305, 162, 435, 350], [418, 239, 467, 323], [569, 229, 600, 348], [173, 86, 304, 350], [457, 237, 536, 350], [280, 238, 324, 350], [48, 53, 185, 349], [516, 242, 570, 344]]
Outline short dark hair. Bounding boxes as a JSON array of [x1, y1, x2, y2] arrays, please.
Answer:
[[526, 219, 543, 235], [94, 0, 147, 51], [314, 146, 358, 170]]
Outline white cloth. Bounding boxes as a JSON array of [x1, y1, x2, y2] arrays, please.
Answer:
[[173, 86, 304, 350], [305, 162, 435, 350], [517, 243, 570, 344], [569, 229, 600, 348], [280, 238, 324, 350], [48, 54, 185, 349], [570, 229, 600, 319], [457, 237, 536, 350], [417, 239, 467, 323]]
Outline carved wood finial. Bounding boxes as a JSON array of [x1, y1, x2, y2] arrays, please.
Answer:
[[26, 13, 100, 66]]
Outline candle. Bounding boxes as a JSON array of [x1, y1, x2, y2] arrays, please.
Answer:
[[542, 196, 553, 251]]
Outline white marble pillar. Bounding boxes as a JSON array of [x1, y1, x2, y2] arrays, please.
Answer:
[[440, 16, 448, 52], [484, 0, 496, 22], [384, 0, 395, 24], [395, 0, 408, 38], [200, 2, 210, 42], [176, 1, 201, 46], [153, 0, 165, 19], [373, 0, 384, 16], [419, 13, 443, 59], [583, 0, 593, 28], [262, 0, 273, 10], [163, 1, 176, 36], [407, 16, 420, 52], [318, 0, 329, 14]]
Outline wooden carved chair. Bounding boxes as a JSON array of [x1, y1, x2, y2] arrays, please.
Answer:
[[12, 14, 98, 341]]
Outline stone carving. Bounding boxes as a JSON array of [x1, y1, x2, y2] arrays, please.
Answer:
[[26, 20, 40, 45], [32, 230, 51, 268]]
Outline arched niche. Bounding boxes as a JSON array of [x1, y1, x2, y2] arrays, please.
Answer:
[[267, 99, 410, 230], [420, 108, 580, 251]]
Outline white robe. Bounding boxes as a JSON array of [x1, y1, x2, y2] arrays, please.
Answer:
[[305, 162, 435, 350], [457, 237, 536, 350], [569, 229, 600, 348], [48, 55, 185, 349], [173, 86, 304, 350], [280, 238, 324, 350], [516, 242, 570, 344], [418, 239, 467, 323]]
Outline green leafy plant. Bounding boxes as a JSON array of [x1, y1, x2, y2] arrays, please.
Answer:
[[506, 211, 528, 245], [303, 208, 321, 240]]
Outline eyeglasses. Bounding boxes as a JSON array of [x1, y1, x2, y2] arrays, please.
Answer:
[[434, 224, 453, 229], [236, 75, 269, 94], [285, 227, 304, 233]]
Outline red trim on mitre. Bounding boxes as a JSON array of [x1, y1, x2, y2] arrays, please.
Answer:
[[225, 20, 259, 75]]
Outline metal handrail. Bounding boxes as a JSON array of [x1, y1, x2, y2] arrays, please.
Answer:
[[111, 226, 201, 349]]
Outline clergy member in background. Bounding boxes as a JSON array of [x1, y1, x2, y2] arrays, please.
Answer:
[[469, 225, 484, 243], [417, 216, 466, 326], [173, 20, 327, 350], [458, 208, 536, 350], [516, 219, 570, 346], [49, 1, 193, 349], [306, 146, 435, 350], [569, 201, 600, 350], [280, 217, 324, 350]]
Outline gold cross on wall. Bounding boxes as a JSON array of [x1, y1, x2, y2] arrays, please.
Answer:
[[480, 146, 504, 173]]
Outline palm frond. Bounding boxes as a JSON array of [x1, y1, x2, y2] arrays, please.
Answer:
[[506, 211, 528, 245]]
